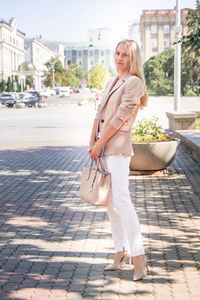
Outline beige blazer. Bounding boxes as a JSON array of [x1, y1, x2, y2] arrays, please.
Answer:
[[94, 72, 144, 156]]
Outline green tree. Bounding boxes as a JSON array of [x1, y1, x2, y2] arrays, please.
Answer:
[[66, 64, 86, 87], [6, 77, 13, 92], [43, 58, 65, 87], [144, 49, 174, 95], [25, 76, 34, 89], [174, 1, 200, 94], [0, 79, 6, 92], [144, 46, 199, 95], [88, 64, 111, 90]]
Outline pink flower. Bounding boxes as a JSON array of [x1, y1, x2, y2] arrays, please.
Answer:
[[169, 131, 174, 135], [166, 134, 169, 137], [158, 128, 164, 132], [147, 129, 153, 134]]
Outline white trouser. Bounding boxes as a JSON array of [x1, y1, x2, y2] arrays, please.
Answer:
[[104, 155, 145, 257]]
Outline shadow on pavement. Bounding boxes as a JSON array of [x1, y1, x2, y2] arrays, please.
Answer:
[[0, 145, 199, 299]]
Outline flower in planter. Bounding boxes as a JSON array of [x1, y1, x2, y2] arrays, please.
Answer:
[[132, 116, 175, 143]]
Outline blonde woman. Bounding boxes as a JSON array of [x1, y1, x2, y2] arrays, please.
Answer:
[[89, 40, 149, 281]]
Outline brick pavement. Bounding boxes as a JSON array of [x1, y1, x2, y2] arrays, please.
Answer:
[[0, 145, 200, 300]]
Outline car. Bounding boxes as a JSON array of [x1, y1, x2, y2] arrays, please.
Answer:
[[0, 93, 16, 105], [59, 90, 70, 97], [25, 90, 43, 101], [5, 98, 17, 108], [70, 87, 80, 93], [22, 96, 40, 107], [39, 89, 53, 98], [53, 88, 61, 95]]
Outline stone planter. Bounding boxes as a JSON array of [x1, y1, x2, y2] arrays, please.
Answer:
[[38, 102, 47, 108], [130, 139, 180, 171], [15, 102, 25, 108]]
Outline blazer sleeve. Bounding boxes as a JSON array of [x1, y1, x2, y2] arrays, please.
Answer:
[[94, 79, 112, 120], [109, 77, 144, 130]]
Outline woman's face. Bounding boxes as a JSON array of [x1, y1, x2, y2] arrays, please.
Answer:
[[114, 43, 130, 73]]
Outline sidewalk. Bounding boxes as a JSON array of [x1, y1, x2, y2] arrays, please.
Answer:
[[0, 143, 200, 300]]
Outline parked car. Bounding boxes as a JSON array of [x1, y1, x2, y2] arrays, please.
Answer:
[[60, 90, 70, 97], [6, 93, 39, 108], [39, 89, 54, 98], [5, 98, 18, 108], [70, 87, 80, 93], [0, 93, 16, 105], [25, 90, 43, 101], [53, 88, 61, 95], [22, 96, 40, 107]]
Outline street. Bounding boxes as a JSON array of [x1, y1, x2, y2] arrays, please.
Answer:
[[0, 95, 199, 150]]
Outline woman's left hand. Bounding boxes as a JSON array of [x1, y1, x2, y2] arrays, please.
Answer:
[[88, 142, 102, 160]]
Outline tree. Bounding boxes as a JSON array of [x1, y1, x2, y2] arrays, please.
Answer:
[[0, 79, 6, 92], [88, 64, 111, 90], [144, 47, 199, 95], [25, 76, 34, 89], [144, 49, 174, 95], [66, 64, 86, 87], [174, 1, 200, 94], [43, 58, 65, 87], [6, 77, 13, 92]]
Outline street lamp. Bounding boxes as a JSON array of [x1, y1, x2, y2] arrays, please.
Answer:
[[174, 0, 182, 111]]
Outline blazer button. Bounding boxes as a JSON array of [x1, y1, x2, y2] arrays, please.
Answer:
[[101, 119, 104, 123]]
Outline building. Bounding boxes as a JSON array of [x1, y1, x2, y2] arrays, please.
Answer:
[[36, 37, 65, 66], [128, 20, 141, 47], [24, 38, 56, 89], [64, 41, 115, 72], [0, 18, 26, 81], [139, 9, 188, 62]]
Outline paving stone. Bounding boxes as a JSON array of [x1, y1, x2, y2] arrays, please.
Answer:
[[0, 144, 199, 300]]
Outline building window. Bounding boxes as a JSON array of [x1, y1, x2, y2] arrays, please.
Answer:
[[101, 60, 104, 64], [90, 51, 93, 56], [164, 37, 170, 48], [90, 61, 93, 65], [152, 51, 157, 57], [78, 51, 82, 57], [67, 60, 71, 65], [152, 38, 157, 48], [79, 61, 82, 66], [151, 25, 157, 34], [163, 25, 170, 34], [101, 51, 104, 56]]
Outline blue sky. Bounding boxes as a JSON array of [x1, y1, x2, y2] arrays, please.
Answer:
[[0, 0, 196, 42]]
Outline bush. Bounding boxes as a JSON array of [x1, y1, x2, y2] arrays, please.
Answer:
[[185, 90, 196, 96]]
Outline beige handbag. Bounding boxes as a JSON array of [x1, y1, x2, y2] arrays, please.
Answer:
[[80, 148, 111, 206]]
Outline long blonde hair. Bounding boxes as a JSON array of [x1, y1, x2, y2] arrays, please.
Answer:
[[115, 39, 148, 108]]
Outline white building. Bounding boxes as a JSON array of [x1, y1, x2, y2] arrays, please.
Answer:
[[128, 20, 141, 47], [36, 37, 65, 66], [24, 38, 56, 89], [0, 18, 25, 81], [64, 41, 115, 72]]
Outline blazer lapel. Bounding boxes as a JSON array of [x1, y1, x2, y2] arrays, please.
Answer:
[[101, 73, 131, 110]]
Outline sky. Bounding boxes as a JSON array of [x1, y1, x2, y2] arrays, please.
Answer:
[[0, 0, 196, 42]]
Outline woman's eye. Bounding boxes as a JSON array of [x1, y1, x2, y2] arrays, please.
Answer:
[[123, 54, 127, 57]]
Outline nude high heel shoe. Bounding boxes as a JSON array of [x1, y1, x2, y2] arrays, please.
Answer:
[[105, 252, 132, 271], [133, 255, 149, 281]]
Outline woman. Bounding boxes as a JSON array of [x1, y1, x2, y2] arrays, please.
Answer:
[[88, 39, 148, 281]]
